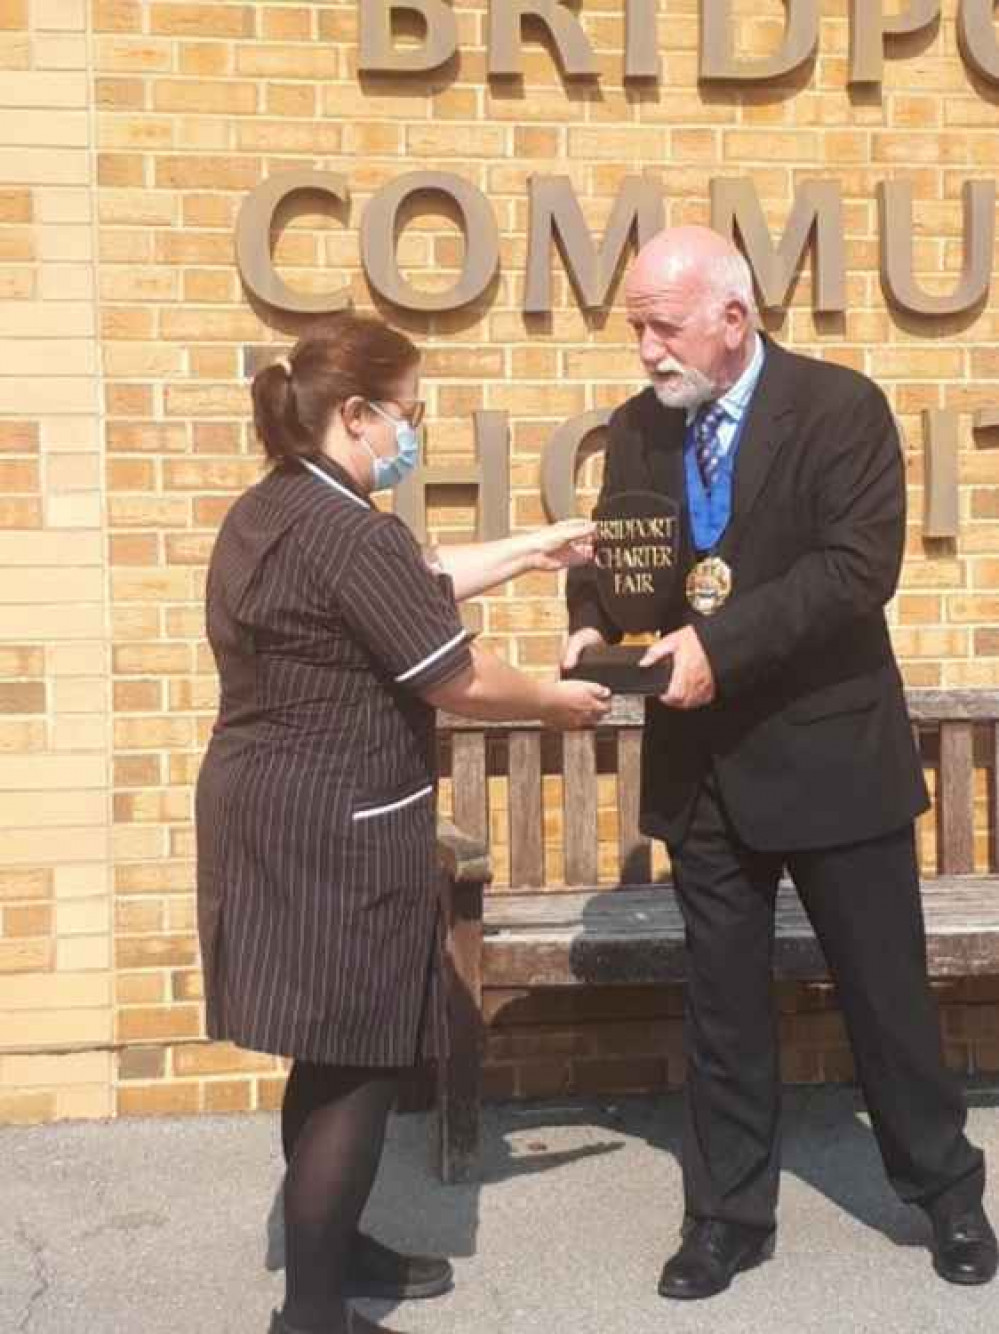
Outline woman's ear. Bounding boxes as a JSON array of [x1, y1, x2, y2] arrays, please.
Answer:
[[340, 395, 367, 436]]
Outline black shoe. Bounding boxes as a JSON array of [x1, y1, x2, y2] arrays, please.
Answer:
[[930, 1203, 998, 1286], [345, 1231, 454, 1301], [658, 1219, 776, 1300]]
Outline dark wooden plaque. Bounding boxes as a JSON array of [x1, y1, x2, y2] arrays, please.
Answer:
[[563, 491, 680, 695]]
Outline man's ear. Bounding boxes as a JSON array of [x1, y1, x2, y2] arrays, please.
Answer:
[[724, 299, 750, 349]]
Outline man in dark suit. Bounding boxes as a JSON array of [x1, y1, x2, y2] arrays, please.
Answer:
[[564, 226, 996, 1298]]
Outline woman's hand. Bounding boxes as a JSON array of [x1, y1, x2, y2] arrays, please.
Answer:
[[429, 520, 597, 602], [537, 678, 611, 730], [522, 518, 596, 571]]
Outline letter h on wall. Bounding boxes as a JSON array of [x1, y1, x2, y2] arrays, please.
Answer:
[[394, 411, 511, 542]]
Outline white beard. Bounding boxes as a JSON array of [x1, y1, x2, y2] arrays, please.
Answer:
[[650, 359, 716, 410]]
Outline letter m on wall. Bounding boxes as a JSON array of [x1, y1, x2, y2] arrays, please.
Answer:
[[525, 176, 665, 315], [711, 178, 846, 314]]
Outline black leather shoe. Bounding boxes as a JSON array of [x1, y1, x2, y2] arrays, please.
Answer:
[[930, 1204, 998, 1286], [658, 1219, 776, 1300], [345, 1231, 454, 1300]]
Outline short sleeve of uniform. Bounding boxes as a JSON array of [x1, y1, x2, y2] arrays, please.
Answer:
[[336, 518, 473, 692]]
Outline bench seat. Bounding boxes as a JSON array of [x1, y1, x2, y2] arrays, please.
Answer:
[[482, 879, 999, 987]]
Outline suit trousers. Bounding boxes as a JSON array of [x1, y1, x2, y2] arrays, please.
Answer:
[[668, 771, 985, 1230]]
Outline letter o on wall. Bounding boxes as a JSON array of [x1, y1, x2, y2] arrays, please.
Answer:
[[361, 172, 500, 312], [235, 170, 352, 314]]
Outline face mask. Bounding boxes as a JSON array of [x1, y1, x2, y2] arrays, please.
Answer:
[[361, 401, 421, 490]]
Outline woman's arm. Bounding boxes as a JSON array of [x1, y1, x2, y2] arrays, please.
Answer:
[[422, 644, 609, 730], [428, 519, 594, 602]]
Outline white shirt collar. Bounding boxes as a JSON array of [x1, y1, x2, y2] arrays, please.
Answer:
[[301, 457, 369, 508], [685, 332, 765, 426]]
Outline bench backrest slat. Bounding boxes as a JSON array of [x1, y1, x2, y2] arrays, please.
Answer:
[[563, 731, 599, 885], [938, 720, 975, 874], [509, 729, 544, 888], [992, 725, 997, 880], [617, 729, 651, 884], [452, 731, 488, 849], [992, 722, 999, 875]]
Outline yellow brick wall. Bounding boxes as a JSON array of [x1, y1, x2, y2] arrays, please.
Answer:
[[2, 0, 999, 1121], [0, 0, 114, 1122]]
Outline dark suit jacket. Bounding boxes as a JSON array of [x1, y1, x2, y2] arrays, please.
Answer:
[[567, 335, 930, 852]]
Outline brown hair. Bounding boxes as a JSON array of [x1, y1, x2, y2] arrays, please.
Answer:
[[251, 314, 420, 465]]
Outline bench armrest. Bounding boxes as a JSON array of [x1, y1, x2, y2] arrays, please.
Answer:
[[436, 817, 492, 886], [435, 818, 490, 1184]]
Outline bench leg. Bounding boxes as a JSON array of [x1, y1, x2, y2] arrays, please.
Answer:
[[437, 873, 484, 1184]]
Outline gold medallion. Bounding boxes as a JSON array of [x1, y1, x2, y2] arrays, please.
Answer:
[[685, 556, 732, 616]]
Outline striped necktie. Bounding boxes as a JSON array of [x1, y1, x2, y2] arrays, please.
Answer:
[[693, 401, 727, 492]]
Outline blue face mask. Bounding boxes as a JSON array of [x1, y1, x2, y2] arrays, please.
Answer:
[[362, 401, 421, 490]]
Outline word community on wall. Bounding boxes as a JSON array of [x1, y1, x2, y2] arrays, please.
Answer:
[[239, 2, 999, 324]]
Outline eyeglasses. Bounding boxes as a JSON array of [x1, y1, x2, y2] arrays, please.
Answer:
[[371, 399, 426, 430]]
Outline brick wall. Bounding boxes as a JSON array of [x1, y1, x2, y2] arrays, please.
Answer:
[[2, 0, 999, 1122], [480, 979, 999, 1104], [0, 0, 113, 1122]]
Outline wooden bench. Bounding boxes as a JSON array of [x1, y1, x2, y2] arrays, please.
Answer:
[[433, 690, 999, 1182]]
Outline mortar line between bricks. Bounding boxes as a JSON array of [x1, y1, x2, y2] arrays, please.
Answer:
[[0, 1036, 211, 1058]]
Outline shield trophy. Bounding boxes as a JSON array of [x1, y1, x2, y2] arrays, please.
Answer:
[[562, 490, 680, 696]]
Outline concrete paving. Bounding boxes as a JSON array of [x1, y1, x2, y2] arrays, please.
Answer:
[[2, 1084, 998, 1334]]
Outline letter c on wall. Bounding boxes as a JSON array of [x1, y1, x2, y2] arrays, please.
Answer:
[[235, 170, 352, 314]]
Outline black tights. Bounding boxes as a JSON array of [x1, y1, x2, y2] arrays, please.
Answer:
[[280, 1061, 400, 1333]]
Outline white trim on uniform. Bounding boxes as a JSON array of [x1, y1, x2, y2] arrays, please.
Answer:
[[302, 458, 369, 508], [394, 629, 468, 683], [352, 783, 434, 822]]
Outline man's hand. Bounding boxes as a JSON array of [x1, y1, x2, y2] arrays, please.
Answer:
[[641, 626, 716, 710], [561, 626, 606, 671]]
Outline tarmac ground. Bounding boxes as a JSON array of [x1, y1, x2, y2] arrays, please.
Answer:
[[2, 1083, 998, 1334]]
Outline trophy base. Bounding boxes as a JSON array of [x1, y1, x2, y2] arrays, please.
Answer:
[[562, 644, 672, 696]]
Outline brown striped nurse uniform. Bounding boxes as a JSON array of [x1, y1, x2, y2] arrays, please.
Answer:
[[198, 314, 610, 1333], [196, 452, 472, 1068]]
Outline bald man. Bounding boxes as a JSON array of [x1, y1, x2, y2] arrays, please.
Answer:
[[564, 227, 995, 1298]]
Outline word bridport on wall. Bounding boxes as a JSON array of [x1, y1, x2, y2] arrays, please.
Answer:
[[356, 1, 999, 89]]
